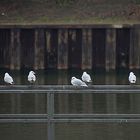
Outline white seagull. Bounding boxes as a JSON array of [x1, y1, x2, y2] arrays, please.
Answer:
[[82, 72, 92, 83], [4, 73, 14, 84], [71, 77, 88, 87], [129, 72, 136, 84], [28, 71, 36, 83]]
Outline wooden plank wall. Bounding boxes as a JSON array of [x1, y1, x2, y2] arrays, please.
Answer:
[[57, 29, 68, 69], [105, 29, 116, 71], [82, 29, 92, 70], [34, 29, 45, 70], [10, 29, 21, 70], [0, 29, 10, 69], [20, 29, 35, 69], [0, 26, 139, 70], [129, 27, 140, 69], [45, 29, 58, 69], [68, 29, 82, 69], [92, 29, 106, 69]]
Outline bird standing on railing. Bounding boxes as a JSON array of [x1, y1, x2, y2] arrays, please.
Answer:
[[71, 77, 88, 87], [4, 73, 14, 84], [129, 72, 136, 84], [82, 72, 92, 83], [28, 71, 36, 83]]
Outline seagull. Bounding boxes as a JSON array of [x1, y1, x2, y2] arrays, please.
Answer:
[[4, 73, 14, 84], [82, 72, 92, 83], [28, 71, 36, 83], [129, 72, 136, 84], [71, 77, 88, 87]]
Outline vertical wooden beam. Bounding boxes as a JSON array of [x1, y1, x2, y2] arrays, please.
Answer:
[[68, 29, 82, 68], [82, 29, 92, 70], [10, 29, 21, 70], [34, 29, 45, 70], [20, 29, 35, 69], [68, 29, 76, 68], [105, 29, 116, 71], [57, 29, 68, 69], [129, 27, 140, 69], [45, 30, 58, 69], [45, 30, 51, 68]]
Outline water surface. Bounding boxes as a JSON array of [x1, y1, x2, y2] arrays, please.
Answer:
[[0, 69, 140, 140]]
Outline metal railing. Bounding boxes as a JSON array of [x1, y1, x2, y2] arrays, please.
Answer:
[[0, 85, 140, 140]]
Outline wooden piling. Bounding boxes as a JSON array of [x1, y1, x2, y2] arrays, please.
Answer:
[[0, 25, 139, 70], [105, 29, 116, 71], [68, 29, 82, 68], [57, 29, 68, 69], [20, 29, 35, 69], [129, 27, 140, 69], [10, 29, 21, 70], [45, 29, 58, 69], [92, 29, 106, 69], [0, 29, 10, 68], [82, 29, 92, 70], [34, 29, 45, 70], [116, 29, 130, 69]]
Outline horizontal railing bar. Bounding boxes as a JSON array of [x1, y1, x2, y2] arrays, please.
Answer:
[[0, 119, 48, 123], [54, 114, 140, 118], [0, 85, 139, 89], [1, 114, 140, 120], [1, 114, 140, 119], [0, 114, 48, 118], [52, 119, 140, 123], [1, 118, 140, 123], [0, 89, 139, 94], [0, 85, 139, 93]]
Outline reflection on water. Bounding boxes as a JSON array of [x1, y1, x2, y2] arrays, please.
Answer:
[[0, 69, 140, 140], [55, 123, 140, 140], [0, 123, 47, 140]]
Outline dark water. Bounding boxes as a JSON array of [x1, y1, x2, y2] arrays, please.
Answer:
[[0, 69, 140, 140]]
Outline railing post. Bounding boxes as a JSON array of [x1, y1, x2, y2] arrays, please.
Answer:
[[47, 92, 54, 140]]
